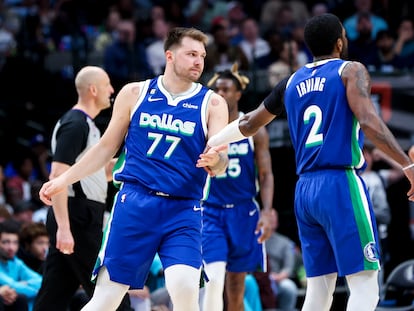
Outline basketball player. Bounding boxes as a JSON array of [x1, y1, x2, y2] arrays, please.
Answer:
[[38, 27, 229, 311], [202, 64, 274, 311], [206, 13, 414, 311]]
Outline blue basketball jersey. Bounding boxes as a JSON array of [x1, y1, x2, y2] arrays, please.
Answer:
[[284, 59, 365, 175], [113, 76, 211, 200], [205, 135, 257, 205]]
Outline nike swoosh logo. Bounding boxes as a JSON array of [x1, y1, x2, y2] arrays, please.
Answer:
[[148, 96, 163, 102], [249, 209, 257, 216], [193, 206, 202, 212]]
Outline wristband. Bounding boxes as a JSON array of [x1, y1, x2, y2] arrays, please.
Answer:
[[207, 118, 247, 147], [402, 163, 414, 171]]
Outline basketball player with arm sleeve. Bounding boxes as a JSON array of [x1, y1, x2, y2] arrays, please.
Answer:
[[202, 64, 274, 311], [38, 27, 229, 311], [206, 13, 414, 311]]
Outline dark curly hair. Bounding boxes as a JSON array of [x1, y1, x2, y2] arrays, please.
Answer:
[[304, 13, 343, 58]]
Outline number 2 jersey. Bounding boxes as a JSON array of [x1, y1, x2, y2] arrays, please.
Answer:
[[265, 58, 365, 175], [113, 76, 212, 200]]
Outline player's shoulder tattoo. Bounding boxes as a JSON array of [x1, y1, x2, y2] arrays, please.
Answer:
[[343, 61, 371, 98]]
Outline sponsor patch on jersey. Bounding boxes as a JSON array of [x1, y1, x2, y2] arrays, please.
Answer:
[[182, 102, 199, 109]]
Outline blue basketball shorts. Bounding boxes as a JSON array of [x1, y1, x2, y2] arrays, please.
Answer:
[[202, 199, 266, 273], [295, 169, 381, 277], [93, 183, 203, 289]]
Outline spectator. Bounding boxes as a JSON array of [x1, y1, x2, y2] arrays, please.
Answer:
[[149, 5, 165, 22], [17, 222, 49, 274], [244, 274, 263, 311], [226, 1, 246, 45], [268, 39, 301, 88], [260, 0, 309, 35], [14, 0, 55, 65], [0, 219, 42, 311], [0, 10, 19, 67], [103, 19, 153, 91], [27, 134, 50, 183], [343, 0, 388, 41], [112, 0, 137, 20], [393, 17, 414, 69], [367, 30, 406, 73], [94, 7, 121, 53], [162, 0, 188, 29], [128, 287, 151, 311], [238, 17, 270, 68], [290, 22, 312, 65], [4, 134, 50, 183], [265, 209, 298, 311], [5, 154, 35, 208], [0, 166, 10, 213], [11, 200, 34, 227], [254, 29, 283, 70], [0, 284, 27, 311], [144, 253, 171, 310], [183, 0, 228, 33], [0, 206, 12, 223], [204, 20, 249, 74], [253, 257, 277, 311], [145, 18, 170, 76], [29, 181, 48, 224], [311, 2, 329, 17], [347, 12, 377, 67], [394, 17, 414, 58]]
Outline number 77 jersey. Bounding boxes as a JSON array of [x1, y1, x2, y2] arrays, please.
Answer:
[[113, 76, 212, 200], [284, 58, 365, 175]]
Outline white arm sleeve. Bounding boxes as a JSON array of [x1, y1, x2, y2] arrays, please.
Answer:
[[207, 118, 247, 147]]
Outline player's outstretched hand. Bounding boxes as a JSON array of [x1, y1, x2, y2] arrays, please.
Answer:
[[39, 177, 66, 206], [256, 209, 273, 243], [197, 144, 227, 176]]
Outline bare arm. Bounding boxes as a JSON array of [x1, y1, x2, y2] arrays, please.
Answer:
[[40, 82, 140, 204], [239, 103, 277, 137], [343, 61, 414, 199], [105, 158, 118, 181], [48, 161, 73, 254], [253, 126, 274, 243], [197, 93, 229, 176]]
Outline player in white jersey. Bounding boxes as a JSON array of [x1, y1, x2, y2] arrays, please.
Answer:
[[38, 27, 229, 311], [205, 14, 414, 311]]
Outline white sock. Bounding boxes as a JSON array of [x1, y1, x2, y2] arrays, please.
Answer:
[[202, 262, 226, 311]]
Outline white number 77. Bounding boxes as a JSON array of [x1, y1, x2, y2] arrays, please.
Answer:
[[147, 132, 181, 159]]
